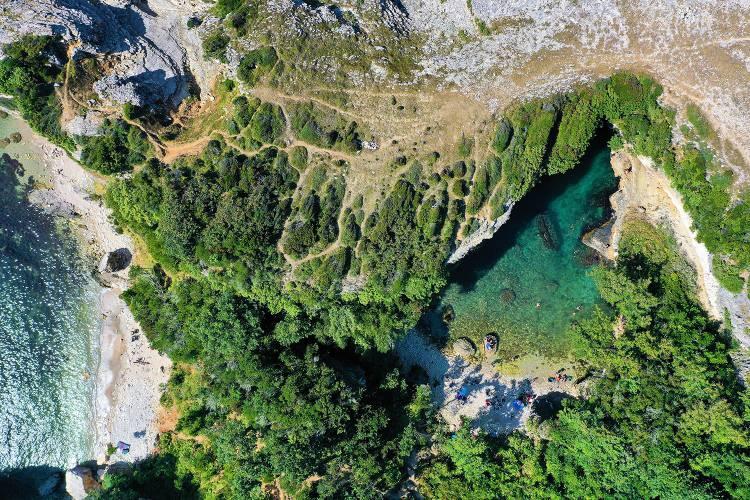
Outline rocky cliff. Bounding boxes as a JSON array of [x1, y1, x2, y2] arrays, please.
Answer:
[[584, 149, 750, 351], [0, 0, 216, 108]]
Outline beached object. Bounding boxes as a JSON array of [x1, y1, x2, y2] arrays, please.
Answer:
[[484, 333, 498, 352], [500, 288, 516, 303], [9, 132, 22, 143], [117, 441, 131, 454], [452, 337, 476, 358], [0, 109, 8, 119], [99, 248, 132, 273], [0, 138, 9, 148]]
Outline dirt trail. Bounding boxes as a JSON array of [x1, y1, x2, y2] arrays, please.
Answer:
[[162, 136, 212, 163]]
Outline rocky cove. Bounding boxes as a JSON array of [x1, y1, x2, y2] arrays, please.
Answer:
[[434, 136, 619, 360]]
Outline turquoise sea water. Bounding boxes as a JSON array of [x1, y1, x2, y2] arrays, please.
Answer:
[[0, 115, 100, 494], [433, 140, 618, 359]]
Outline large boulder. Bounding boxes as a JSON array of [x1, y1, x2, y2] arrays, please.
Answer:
[[65, 466, 100, 500], [99, 248, 133, 273], [452, 337, 476, 358]]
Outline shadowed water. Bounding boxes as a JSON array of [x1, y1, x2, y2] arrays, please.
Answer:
[[433, 139, 618, 359], [0, 115, 100, 496]]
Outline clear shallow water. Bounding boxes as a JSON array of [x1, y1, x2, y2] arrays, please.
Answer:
[[433, 141, 618, 359], [0, 115, 100, 487]]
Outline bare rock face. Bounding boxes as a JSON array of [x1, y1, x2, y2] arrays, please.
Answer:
[[452, 337, 476, 358], [0, 0, 216, 108]]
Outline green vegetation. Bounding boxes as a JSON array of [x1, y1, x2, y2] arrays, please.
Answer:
[[237, 46, 278, 86], [283, 172, 346, 258], [664, 145, 750, 288], [9, 58, 737, 496], [289, 101, 363, 153], [0, 35, 72, 149], [419, 220, 750, 498], [79, 119, 152, 174], [686, 103, 716, 141], [202, 30, 230, 63]]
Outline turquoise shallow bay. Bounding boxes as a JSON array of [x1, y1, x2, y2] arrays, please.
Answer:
[[433, 140, 618, 359]]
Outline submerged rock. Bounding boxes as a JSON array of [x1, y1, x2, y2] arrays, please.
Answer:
[[500, 288, 516, 303], [537, 213, 560, 250], [442, 304, 455, 323]]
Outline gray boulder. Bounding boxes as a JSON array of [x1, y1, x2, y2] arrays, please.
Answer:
[[452, 337, 476, 358]]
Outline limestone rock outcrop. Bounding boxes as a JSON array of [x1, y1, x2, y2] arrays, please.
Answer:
[[0, 0, 216, 108]]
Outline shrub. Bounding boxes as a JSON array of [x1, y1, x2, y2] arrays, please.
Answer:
[[237, 47, 278, 86], [202, 30, 230, 63]]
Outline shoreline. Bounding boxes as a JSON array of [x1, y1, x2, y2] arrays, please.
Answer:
[[5, 112, 171, 464]]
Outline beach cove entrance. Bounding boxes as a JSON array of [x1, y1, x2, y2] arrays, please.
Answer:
[[431, 136, 619, 361]]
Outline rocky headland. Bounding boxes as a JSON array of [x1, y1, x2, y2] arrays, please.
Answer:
[[584, 149, 750, 352]]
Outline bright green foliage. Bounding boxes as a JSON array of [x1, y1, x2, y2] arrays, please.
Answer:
[[465, 156, 501, 214], [664, 145, 750, 276], [547, 91, 600, 174], [420, 221, 750, 498], [247, 102, 285, 144], [0, 36, 72, 149], [88, 434, 201, 499], [594, 73, 674, 165], [237, 46, 278, 86], [80, 119, 151, 174], [225, 2, 260, 37], [107, 140, 296, 274], [686, 103, 716, 141], [491, 118, 512, 154], [713, 255, 746, 294], [213, 0, 244, 18], [498, 100, 559, 200], [289, 145, 308, 170], [121, 268, 418, 498], [283, 174, 345, 258], [288, 101, 362, 153], [358, 179, 449, 328], [100, 72, 750, 495], [457, 134, 473, 158]]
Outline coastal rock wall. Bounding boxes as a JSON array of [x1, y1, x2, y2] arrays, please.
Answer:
[[447, 203, 514, 264], [586, 150, 750, 348]]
